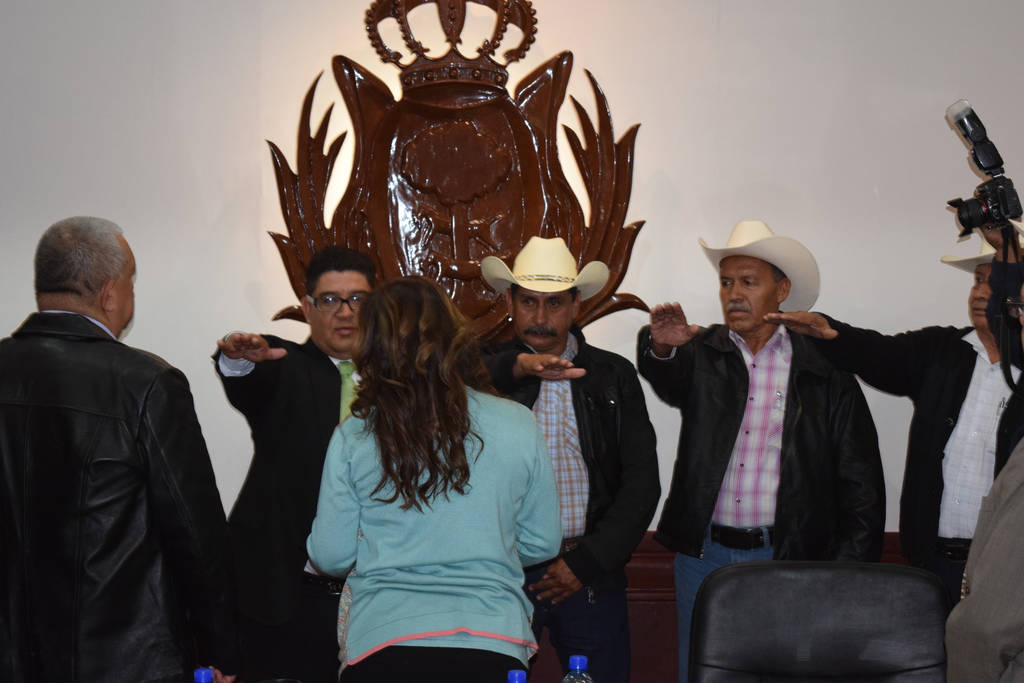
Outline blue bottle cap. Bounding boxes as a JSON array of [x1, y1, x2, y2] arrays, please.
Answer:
[[569, 654, 588, 670], [508, 669, 527, 683], [193, 668, 214, 683]]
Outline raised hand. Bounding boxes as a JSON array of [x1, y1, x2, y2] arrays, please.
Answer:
[[217, 332, 288, 363], [649, 302, 700, 355], [514, 353, 587, 380], [764, 311, 838, 339]]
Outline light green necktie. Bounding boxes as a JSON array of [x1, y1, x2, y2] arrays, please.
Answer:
[[339, 361, 356, 422]]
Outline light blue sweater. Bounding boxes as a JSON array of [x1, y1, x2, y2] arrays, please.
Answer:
[[307, 388, 562, 665]]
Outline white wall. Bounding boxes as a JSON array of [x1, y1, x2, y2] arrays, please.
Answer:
[[3, 0, 1023, 531]]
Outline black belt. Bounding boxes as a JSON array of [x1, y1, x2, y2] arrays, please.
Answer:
[[561, 536, 583, 554], [711, 524, 774, 550], [935, 537, 971, 563], [302, 572, 345, 595], [524, 537, 585, 573]]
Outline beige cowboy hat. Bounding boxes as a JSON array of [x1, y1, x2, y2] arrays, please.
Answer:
[[699, 219, 821, 312], [942, 221, 1024, 272], [481, 236, 610, 300], [941, 238, 997, 273]]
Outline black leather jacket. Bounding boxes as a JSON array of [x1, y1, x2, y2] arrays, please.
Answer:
[[637, 324, 885, 561], [485, 327, 660, 592], [0, 313, 238, 683]]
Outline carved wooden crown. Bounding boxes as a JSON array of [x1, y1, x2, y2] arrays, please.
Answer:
[[365, 0, 537, 90]]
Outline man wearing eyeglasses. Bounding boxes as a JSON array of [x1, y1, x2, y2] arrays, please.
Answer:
[[768, 234, 1023, 606], [214, 247, 375, 683]]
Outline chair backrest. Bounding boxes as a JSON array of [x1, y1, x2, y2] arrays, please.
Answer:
[[690, 561, 948, 683]]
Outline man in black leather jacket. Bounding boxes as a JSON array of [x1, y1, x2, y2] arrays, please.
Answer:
[[481, 237, 660, 683], [638, 220, 884, 683], [0, 217, 238, 683]]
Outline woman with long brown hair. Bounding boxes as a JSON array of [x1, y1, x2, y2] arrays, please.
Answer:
[[307, 276, 561, 683]]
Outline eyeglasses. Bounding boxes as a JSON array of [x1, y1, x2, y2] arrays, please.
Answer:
[[306, 292, 366, 313], [1004, 297, 1024, 322]]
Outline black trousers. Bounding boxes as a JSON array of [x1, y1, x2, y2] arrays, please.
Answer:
[[338, 646, 523, 683], [238, 581, 342, 683], [915, 548, 966, 610]]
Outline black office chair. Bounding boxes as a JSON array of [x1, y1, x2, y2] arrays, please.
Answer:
[[690, 561, 948, 682]]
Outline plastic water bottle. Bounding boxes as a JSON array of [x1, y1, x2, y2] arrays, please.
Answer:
[[193, 668, 213, 683], [561, 654, 595, 682], [508, 670, 527, 683]]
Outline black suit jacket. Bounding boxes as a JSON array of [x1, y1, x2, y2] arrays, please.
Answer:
[[216, 335, 341, 624], [812, 317, 1024, 563]]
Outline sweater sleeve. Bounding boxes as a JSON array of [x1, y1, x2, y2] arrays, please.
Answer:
[[306, 425, 360, 577], [515, 419, 562, 567], [812, 315, 946, 401]]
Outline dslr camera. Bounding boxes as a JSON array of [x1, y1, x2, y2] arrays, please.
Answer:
[[946, 99, 1022, 237]]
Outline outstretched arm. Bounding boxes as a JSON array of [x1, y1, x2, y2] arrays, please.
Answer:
[[513, 353, 586, 381], [765, 311, 838, 339], [217, 332, 288, 363]]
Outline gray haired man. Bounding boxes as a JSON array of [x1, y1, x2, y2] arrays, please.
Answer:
[[0, 217, 238, 683]]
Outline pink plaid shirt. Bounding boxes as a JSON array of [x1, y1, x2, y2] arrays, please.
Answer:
[[712, 325, 792, 528]]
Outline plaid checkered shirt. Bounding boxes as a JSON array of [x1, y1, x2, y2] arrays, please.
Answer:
[[712, 325, 792, 528], [939, 329, 1019, 539], [532, 333, 588, 538]]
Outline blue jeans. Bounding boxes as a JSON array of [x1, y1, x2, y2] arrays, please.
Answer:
[[674, 527, 773, 683], [525, 564, 630, 683]]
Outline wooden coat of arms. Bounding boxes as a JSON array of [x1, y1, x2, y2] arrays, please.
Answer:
[[268, 0, 646, 340]]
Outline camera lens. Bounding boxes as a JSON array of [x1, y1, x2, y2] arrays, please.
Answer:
[[951, 197, 991, 230]]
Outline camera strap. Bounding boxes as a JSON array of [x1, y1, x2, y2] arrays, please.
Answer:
[[997, 224, 1023, 393]]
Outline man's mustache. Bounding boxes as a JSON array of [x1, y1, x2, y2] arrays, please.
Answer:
[[524, 325, 558, 337], [726, 301, 751, 313]]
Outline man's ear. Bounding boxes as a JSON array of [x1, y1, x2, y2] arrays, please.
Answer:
[[503, 289, 514, 314], [300, 295, 313, 322], [776, 278, 792, 305], [98, 278, 118, 315]]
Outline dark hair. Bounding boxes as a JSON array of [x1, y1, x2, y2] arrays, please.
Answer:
[[352, 277, 494, 511], [768, 263, 787, 283], [305, 247, 376, 294], [35, 216, 126, 297], [509, 283, 580, 301]]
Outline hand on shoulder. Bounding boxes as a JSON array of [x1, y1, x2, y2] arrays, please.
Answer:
[[764, 312, 838, 340]]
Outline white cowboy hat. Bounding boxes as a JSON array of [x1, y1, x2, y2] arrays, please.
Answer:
[[481, 236, 610, 300], [943, 221, 1024, 272], [941, 238, 997, 273], [699, 219, 821, 312]]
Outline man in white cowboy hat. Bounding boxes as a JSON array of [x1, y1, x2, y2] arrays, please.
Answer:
[[637, 219, 885, 683], [481, 236, 660, 683], [770, 233, 1024, 606]]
